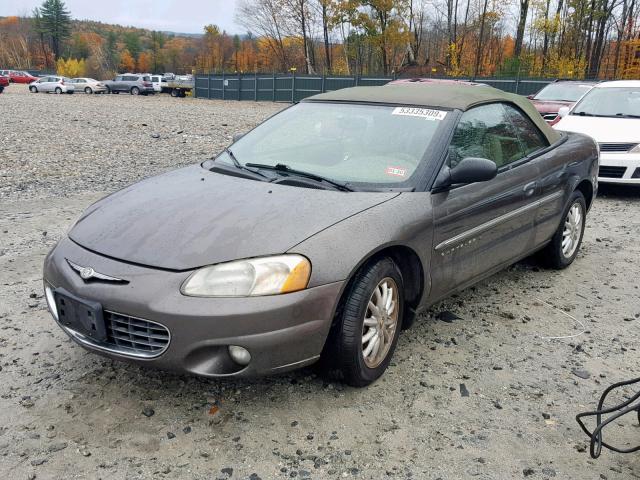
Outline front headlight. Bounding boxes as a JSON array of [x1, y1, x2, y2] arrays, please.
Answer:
[[630, 144, 640, 153], [181, 255, 311, 297]]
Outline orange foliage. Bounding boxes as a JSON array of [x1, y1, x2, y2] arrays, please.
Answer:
[[119, 49, 135, 72], [137, 51, 152, 72]]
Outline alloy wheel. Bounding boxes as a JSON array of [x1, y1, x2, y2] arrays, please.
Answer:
[[362, 277, 399, 368], [562, 202, 583, 258]]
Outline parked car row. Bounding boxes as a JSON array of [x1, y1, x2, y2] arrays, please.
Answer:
[[553, 80, 640, 185], [0, 69, 38, 83]]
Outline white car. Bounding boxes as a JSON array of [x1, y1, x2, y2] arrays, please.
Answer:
[[69, 77, 107, 94], [554, 80, 640, 185], [28, 76, 75, 94]]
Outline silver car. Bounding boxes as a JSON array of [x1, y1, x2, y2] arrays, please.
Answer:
[[28, 76, 75, 94], [103, 74, 155, 95], [69, 77, 107, 94]]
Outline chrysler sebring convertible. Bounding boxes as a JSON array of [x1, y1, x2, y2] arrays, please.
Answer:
[[44, 84, 598, 386]]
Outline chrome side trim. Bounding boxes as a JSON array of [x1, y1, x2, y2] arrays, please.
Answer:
[[435, 191, 564, 252], [270, 355, 321, 371]]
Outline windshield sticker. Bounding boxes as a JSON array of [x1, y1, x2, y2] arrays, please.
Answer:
[[386, 166, 407, 177], [392, 107, 447, 121]]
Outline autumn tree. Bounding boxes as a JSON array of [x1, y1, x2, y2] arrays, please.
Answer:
[[137, 51, 152, 72], [119, 49, 136, 72]]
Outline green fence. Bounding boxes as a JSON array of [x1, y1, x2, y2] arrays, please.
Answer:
[[194, 73, 553, 101]]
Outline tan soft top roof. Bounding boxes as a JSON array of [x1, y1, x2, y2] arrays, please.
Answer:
[[305, 84, 561, 144]]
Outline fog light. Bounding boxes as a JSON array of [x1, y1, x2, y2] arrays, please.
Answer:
[[228, 345, 251, 366], [44, 283, 58, 321]]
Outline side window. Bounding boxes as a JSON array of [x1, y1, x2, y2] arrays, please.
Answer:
[[448, 103, 524, 169], [115, 76, 123, 81], [504, 104, 549, 156]]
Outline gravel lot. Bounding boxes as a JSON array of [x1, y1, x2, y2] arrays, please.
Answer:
[[1, 85, 640, 480]]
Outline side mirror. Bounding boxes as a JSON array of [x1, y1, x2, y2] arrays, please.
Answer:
[[433, 157, 497, 191], [526, 94, 535, 100], [558, 106, 570, 118], [232, 133, 245, 143]]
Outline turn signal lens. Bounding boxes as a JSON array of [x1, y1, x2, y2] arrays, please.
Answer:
[[181, 255, 311, 297], [630, 144, 640, 153]]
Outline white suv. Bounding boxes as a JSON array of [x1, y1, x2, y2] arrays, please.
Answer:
[[29, 76, 75, 94]]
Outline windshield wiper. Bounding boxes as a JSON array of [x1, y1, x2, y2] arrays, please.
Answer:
[[245, 163, 353, 191], [573, 111, 596, 117], [615, 113, 640, 119], [224, 149, 270, 179]]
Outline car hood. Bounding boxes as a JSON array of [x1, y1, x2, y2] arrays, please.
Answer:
[[554, 115, 640, 142], [69, 165, 399, 270], [531, 99, 573, 113]]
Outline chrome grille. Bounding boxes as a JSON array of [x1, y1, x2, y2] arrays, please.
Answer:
[[598, 143, 637, 153], [104, 312, 170, 356]]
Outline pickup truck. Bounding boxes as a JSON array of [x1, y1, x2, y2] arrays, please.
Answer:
[[163, 75, 194, 97]]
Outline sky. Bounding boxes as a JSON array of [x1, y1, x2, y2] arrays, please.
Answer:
[[0, 0, 242, 34]]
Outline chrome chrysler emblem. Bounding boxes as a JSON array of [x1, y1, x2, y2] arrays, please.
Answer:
[[79, 267, 95, 280], [66, 259, 127, 283]]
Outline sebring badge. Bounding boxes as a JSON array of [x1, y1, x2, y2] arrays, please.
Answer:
[[66, 259, 127, 283]]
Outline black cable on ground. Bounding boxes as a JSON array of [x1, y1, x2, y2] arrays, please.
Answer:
[[576, 376, 640, 458]]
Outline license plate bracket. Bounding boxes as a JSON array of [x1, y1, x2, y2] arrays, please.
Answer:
[[54, 288, 107, 342]]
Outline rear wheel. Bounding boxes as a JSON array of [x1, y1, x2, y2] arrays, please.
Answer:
[[131, 86, 140, 95], [55, 87, 62, 94], [170, 88, 179, 97], [540, 190, 586, 269], [84, 87, 93, 94], [319, 257, 404, 387]]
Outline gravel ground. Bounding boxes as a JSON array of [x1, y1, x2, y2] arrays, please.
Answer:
[[1, 85, 640, 480]]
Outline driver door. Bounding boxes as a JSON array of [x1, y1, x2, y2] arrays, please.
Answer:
[[429, 103, 542, 299]]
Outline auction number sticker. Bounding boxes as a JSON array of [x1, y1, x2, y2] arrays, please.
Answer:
[[392, 107, 447, 121], [385, 166, 407, 177]]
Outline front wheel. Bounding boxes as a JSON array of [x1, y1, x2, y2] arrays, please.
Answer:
[[30, 86, 37, 93], [55, 87, 62, 94], [130, 86, 140, 95], [541, 190, 586, 269], [85, 87, 93, 94], [319, 257, 404, 387]]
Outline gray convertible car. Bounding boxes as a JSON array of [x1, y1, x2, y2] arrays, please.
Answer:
[[43, 84, 598, 386]]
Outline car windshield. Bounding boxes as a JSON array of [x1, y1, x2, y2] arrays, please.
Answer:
[[572, 87, 640, 118], [216, 102, 448, 186], [534, 83, 593, 102]]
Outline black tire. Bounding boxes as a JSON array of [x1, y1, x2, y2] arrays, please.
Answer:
[[318, 257, 404, 387], [131, 86, 140, 95], [30, 86, 37, 93], [85, 87, 92, 94], [170, 89, 179, 97], [105, 86, 111, 94], [540, 190, 586, 269], [55, 87, 62, 94]]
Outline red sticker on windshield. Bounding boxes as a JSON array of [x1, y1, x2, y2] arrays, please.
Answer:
[[386, 166, 407, 177]]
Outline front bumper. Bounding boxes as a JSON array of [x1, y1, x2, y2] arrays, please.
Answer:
[[598, 153, 640, 184], [43, 237, 344, 377]]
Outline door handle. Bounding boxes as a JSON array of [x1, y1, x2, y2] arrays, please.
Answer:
[[524, 182, 537, 197]]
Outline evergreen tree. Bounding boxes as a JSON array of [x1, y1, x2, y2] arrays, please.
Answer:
[[105, 31, 119, 71], [39, 0, 71, 59]]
